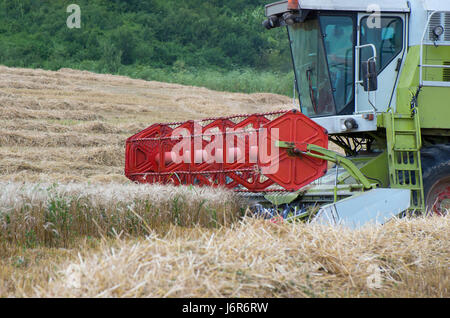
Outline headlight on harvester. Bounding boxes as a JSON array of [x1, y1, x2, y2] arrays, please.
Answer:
[[433, 25, 444, 39], [282, 12, 296, 25], [262, 15, 280, 29]]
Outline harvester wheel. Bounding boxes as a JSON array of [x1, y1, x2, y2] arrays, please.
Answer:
[[421, 144, 450, 216]]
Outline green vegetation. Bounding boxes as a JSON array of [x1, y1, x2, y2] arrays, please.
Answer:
[[0, 0, 293, 95], [119, 66, 294, 95]]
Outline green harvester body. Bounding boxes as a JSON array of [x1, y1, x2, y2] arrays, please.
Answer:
[[259, 0, 450, 224]]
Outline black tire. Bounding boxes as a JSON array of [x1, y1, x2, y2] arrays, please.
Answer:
[[421, 144, 450, 215]]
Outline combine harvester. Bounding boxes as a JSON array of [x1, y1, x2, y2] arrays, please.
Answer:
[[125, 0, 450, 228]]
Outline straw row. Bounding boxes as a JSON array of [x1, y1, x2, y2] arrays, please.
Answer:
[[30, 216, 449, 298], [0, 182, 244, 248]]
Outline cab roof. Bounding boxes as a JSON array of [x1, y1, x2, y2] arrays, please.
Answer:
[[265, 0, 411, 17]]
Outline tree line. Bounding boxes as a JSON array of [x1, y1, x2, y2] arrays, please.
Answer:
[[0, 0, 292, 74]]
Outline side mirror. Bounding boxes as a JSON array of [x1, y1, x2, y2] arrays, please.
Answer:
[[361, 60, 378, 92]]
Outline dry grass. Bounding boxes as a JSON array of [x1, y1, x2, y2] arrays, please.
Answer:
[[3, 216, 446, 298], [0, 182, 244, 249], [0, 181, 244, 297], [0, 181, 446, 298], [0, 65, 291, 183]]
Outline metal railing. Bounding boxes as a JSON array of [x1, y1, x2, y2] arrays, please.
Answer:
[[419, 11, 450, 88]]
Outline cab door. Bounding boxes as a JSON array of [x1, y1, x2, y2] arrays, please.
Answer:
[[355, 13, 407, 113]]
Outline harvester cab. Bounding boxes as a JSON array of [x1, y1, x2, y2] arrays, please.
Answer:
[[125, 0, 450, 228]]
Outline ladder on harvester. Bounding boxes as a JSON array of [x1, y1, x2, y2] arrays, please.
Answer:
[[384, 110, 425, 211]]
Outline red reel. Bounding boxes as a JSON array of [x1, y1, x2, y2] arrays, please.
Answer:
[[125, 110, 328, 192]]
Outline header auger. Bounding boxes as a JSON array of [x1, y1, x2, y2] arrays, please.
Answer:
[[126, 0, 450, 227]]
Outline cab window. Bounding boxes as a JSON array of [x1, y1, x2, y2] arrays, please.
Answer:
[[360, 17, 403, 73], [320, 15, 354, 114]]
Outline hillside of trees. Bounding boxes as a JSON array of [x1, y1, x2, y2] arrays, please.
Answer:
[[0, 0, 294, 95]]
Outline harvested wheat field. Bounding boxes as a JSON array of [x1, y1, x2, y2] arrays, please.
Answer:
[[34, 217, 449, 298], [0, 65, 290, 183], [0, 182, 448, 298], [0, 66, 448, 299]]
